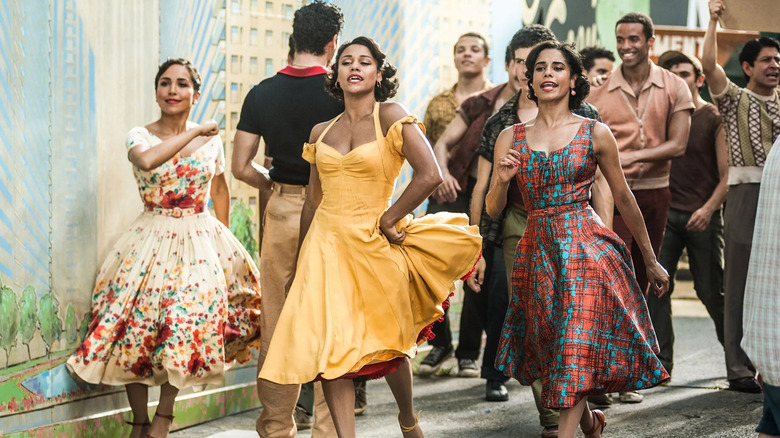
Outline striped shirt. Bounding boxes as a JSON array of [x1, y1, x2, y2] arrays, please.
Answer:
[[711, 81, 780, 185], [742, 137, 780, 385]]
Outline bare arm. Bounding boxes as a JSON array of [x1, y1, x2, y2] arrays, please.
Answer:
[[591, 169, 614, 228], [470, 156, 492, 225], [464, 156, 493, 292], [702, 0, 729, 95], [621, 110, 691, 167], [128, 122, 217, 171], [687, 126, 729, 231], [231, 129, 272, 191], [380, 104, 443, 243], [298, 164, 323, 248], [485, 128, 517, 218], [594, 122, 670, 297], [210, 172, 230, 227], [432, 114, 469, 203]]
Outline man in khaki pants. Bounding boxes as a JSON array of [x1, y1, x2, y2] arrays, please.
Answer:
[[232, 2, 344, 436]]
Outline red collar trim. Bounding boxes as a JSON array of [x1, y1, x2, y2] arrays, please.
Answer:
[[279, 65, 329, 77]]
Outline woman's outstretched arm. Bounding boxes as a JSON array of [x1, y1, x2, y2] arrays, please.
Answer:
[[129, 121, 218, 171]]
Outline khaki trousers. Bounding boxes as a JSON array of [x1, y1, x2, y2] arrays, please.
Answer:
[[256, 185, 335, 438]]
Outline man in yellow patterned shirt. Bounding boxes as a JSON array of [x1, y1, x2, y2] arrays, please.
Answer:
[[419, 32, 492, 378]]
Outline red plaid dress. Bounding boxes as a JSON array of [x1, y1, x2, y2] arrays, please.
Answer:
[[495, 120, 669, 408]]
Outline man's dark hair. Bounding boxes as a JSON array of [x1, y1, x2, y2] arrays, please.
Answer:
[[616, 12, 654, 41], [155, 58, 201, 92], [292, 1, 344, 56], [453, 32, 490, 58], [287, 34, 295, 62], [739, 37, 780, 80], [508, 24, 556, 60], [526, 41, 590, 111], [327, 36, 399, 102], [659, 52, 703, 81], [580, 46, 615, 72]]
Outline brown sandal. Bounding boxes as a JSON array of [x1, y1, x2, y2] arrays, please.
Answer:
[[145, 413, 174, 438], [126, 418, 151, 438], [583, 409, 606, 437]]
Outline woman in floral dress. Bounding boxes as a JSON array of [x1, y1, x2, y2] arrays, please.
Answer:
[[66, 59, 262, 438], [487, 41, 669, 438]]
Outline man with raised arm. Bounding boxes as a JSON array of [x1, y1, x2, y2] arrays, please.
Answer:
[[702, 0, 780, 394]]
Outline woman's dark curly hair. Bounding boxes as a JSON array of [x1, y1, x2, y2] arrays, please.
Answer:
[[326, 36, 399, 102], [155, 58, 201, 92], [526, 41, 590, 111]]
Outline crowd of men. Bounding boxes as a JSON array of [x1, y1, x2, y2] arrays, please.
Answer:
[[229, 1, 780, 437], [415, 3, 778, 438]]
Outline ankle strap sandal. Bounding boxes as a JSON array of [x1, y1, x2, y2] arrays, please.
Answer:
[[398, 410, 422, 434]]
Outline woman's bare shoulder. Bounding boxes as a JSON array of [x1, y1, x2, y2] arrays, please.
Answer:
[[378, 102, 411, 134], [309, 117, 338, 143]]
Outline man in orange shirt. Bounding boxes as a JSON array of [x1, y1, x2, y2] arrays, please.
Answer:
[[588, 12, 693, 403]]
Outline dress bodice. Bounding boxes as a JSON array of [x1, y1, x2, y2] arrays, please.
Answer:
[[511, 120, 597, 212], [302, 103, 419, 225], [126, 124, 225, 215]]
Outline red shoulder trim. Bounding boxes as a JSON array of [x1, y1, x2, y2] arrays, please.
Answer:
[[278, 65, 329, 77]]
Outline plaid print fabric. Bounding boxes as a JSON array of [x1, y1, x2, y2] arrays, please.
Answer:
[[742, 138, 780, 386], [475, 92, 602, 246], [495, 120, 668, 408]]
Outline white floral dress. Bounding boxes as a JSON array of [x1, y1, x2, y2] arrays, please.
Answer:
[[67, 123, 262, 389]]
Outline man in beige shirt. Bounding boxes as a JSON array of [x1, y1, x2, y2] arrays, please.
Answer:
[[589, 12, 693, 403]]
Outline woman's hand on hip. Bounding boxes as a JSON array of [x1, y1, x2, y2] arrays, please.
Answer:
[[380, 216, 406, 245]]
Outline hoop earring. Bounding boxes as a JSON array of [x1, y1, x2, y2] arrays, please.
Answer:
[[335, 82, 341, 89], [376, 81, 381, 88]]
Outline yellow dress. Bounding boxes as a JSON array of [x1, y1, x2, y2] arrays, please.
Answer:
[[258, 103, 482, 383]]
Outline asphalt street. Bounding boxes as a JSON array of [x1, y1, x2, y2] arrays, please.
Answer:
[[171, 283, 763, 438]]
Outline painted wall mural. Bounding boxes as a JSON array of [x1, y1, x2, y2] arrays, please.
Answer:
[[0, 0, 102, 430]]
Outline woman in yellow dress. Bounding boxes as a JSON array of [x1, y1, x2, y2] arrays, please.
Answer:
[[258, 37, 482, 438]]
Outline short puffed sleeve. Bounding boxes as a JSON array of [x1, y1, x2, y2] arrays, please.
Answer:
[[385, 115, 425, 157], [213, 136, 226, 174], [302, 142, 317, 164], [125, 127, 150, 151]]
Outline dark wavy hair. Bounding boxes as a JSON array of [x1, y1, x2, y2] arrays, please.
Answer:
[[526, 41, 590, 110], [579, 46, 615, 73], [155, 58, 201, 92], [292, 1, 344, 55], [326, 36, 399, 102], [509, 24, 556, 53], [739, 37, 780, 80], [616, 12, 654, 41]]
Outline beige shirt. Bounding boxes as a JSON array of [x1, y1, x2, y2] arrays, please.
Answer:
[[590, 62, 694, 190]]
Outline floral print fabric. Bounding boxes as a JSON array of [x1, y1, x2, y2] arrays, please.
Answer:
[[66, 124, 262, 389]]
